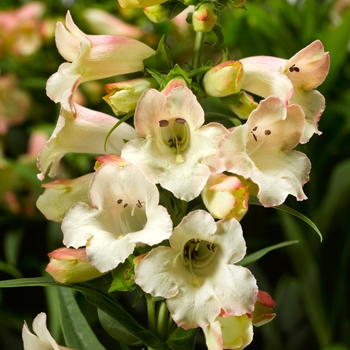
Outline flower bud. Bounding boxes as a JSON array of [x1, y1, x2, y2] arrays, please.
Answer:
[[118, 0, 167, 9], [252, 290, 276, 327], [143, 4, 171, 23], [103, 78, 158, 116], [227, 91, 258, 119], [203, 60, 244, 97], [46, 247, 106, 283], [202, 173, 249, 220], [192, 3, 217, 32]]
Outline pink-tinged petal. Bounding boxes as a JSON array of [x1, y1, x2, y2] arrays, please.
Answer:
[[36, 173, 93, 222], [83, 8, 144, 38], [240, 56, 293, 103], [62, 163, 172, 273], [37, 103, 137, 180], [221, 96, 310, 207], [47, 11, 155, 112], [284, 40, 330, 90], [290, 89, 324, 143], [135, 210, 258, 329], [202, 320, 223, 350], [22, 312, 73, 350]]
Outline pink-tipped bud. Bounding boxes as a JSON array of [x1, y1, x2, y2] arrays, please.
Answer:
[[143, 4, 171, 23], [192, 3, 217, 32], [46, 247, 106, 283], [202, 173, 249, 221], [252, 290, 276, 327], [203, 60, 244, 97]]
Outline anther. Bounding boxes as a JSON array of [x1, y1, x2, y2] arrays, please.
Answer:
[[175, 118, 186, 124], [289, 64, 300, 72], [123, 203, 128, 208], [264, 130, 271, 135], [136, 199, 143, 208], [159, 120, 169, 127], [117, 199, 123, 204]]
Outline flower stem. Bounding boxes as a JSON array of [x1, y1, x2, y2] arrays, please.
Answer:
[[146, 294, 156, 335], [156, 300, 169, 340], [192, 31, 205, 69]]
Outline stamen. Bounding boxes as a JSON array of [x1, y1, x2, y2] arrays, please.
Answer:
[[117, 199, 123, 204], [264, 130, 271, 135], [159, 120, 169, 127], [289, 64, 300, 72], [123, 203, 128, 208]]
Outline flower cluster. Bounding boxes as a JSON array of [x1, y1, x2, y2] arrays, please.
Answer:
[[28, 5, 329, 350]]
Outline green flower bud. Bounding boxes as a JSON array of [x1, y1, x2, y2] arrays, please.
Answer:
[[103, 77, 158, 116], [46, 248, 106, 283], [143, 4, 172, 23], [227, 91, 258, 119], [192, 3, 217, 32], [203, 60, 244, 97]]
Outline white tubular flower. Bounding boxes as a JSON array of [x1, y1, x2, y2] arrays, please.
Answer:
[[36, 173, 93, 222], [121, 86, 227, 201], [46, 11, 155, 112], [220, 96, 311, 207], [135, 210, 258, 329], [22, 312, 73, 350], [240, 40, 330, 143], [37, 103, 137, 180], [62, 163, 173, 273]]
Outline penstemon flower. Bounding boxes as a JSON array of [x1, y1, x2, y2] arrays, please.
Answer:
[[22, 313, 74, 350], [62, 162, 173, 272], [36, 103, 137, 180], [220, 96, 310, 207], [121, 86, 228, 201], [46, 11, 155, 112], [239, 40, 330, 143], [135, 210, 258, 329]]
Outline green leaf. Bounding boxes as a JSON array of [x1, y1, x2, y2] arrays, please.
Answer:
[[0, 260, 23, 278], [57, 287, 106, 350], [249, 197, 323, 241], [166, 327, 198, 350], [143, 36, 173, 73], [237, 240, 299, 266], [0, 277, 168, 350], [97, 308, 141, 346]]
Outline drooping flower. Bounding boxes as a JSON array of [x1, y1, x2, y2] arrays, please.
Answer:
[[22, 312, 74, 350], [46, 247, 106, 283], [135, 210, 258, 329], [37, 103, 137, 180], [220, 96, 310, 207], [121, 86, 227, 201], [62, 162, 173, 273], [202, 290, 276, 349], [239, 40, 330, 143], [46, 11, 155, 112]]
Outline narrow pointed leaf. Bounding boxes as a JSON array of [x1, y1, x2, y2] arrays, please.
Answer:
[[238, 240, 299, 266], [57, 287, 106, 350], [249, 197, 322, 241]]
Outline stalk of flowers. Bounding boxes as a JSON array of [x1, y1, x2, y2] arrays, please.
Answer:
[[26, 5, 330, 350]]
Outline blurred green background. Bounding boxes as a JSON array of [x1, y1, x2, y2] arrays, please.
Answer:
[[0, 0, 349, 349]]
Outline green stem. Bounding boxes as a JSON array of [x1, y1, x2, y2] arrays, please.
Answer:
[[156, 300, 169, 340], [192, 31, 205, 69], [146, 294, 157, 335]]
